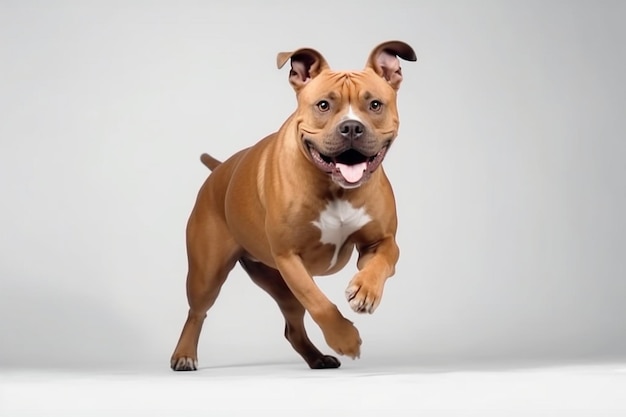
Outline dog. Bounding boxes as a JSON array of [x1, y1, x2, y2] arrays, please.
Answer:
[[171, 41, 416, 370]]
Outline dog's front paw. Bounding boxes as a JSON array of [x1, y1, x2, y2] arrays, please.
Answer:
[[345, 272, 384, 314], [322, 317, 362, 359]]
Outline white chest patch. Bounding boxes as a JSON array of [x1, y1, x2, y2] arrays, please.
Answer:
[[312, 199, 372, 270]]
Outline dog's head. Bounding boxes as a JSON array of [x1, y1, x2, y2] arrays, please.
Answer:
[[277, 41, 416, 189]]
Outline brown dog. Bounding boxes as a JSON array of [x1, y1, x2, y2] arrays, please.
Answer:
[[171, 41, 416, 370]]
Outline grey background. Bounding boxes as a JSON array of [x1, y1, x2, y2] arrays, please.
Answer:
[[1, 0, 624, 369]]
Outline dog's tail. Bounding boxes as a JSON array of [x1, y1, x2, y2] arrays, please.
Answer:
[[200, 153, 222, 171]]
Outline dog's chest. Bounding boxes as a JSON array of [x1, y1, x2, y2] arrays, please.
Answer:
[[311, 199, 372, 270]]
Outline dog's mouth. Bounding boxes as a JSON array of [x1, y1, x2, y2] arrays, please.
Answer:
[[306, 141, 389, 187]]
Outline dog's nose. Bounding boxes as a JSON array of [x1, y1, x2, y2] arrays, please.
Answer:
[[338, 120, 365, 141]]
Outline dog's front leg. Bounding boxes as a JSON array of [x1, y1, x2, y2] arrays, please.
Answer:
[[274, 253, 362, 359], [346, 235, 400, 314]]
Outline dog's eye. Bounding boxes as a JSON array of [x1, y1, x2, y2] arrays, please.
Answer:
[[369, 100, 383, 112], [316, 100, 330, 112]]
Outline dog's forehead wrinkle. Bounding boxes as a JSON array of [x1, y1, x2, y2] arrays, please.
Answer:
[[303, 71, 385, 109], [300, 75, 344, 103]]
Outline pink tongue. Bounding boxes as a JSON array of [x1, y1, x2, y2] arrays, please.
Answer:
[[336, 162, 367, 183]]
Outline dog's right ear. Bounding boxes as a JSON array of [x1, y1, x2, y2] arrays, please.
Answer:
[[277, 48, 329, 93]]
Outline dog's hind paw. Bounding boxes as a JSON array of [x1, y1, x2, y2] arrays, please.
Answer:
[[171, 357, 198, 371], [309, 355, 341, 369]]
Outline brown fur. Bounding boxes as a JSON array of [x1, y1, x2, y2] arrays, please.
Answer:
[[171, 41, 416, 371]]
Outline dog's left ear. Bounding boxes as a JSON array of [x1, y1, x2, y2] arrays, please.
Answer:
[[365, 41, 417, 90], [277, 48, 330, 93]]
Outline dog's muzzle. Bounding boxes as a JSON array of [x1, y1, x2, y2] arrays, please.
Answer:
[[306, 141, 389, 188]]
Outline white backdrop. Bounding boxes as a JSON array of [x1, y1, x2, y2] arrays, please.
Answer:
[[1, 0, 625, 370]]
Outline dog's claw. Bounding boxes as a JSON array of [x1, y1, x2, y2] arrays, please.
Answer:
[[171, 357, 198, 371], [346, 281, 380, 314]]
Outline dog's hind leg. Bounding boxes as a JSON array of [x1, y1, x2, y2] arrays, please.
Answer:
[[170, 211, 241, 371], [239, 257, 341, 369]]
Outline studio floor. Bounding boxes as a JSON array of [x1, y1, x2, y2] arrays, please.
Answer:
[[1, 361, 625, 416]]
